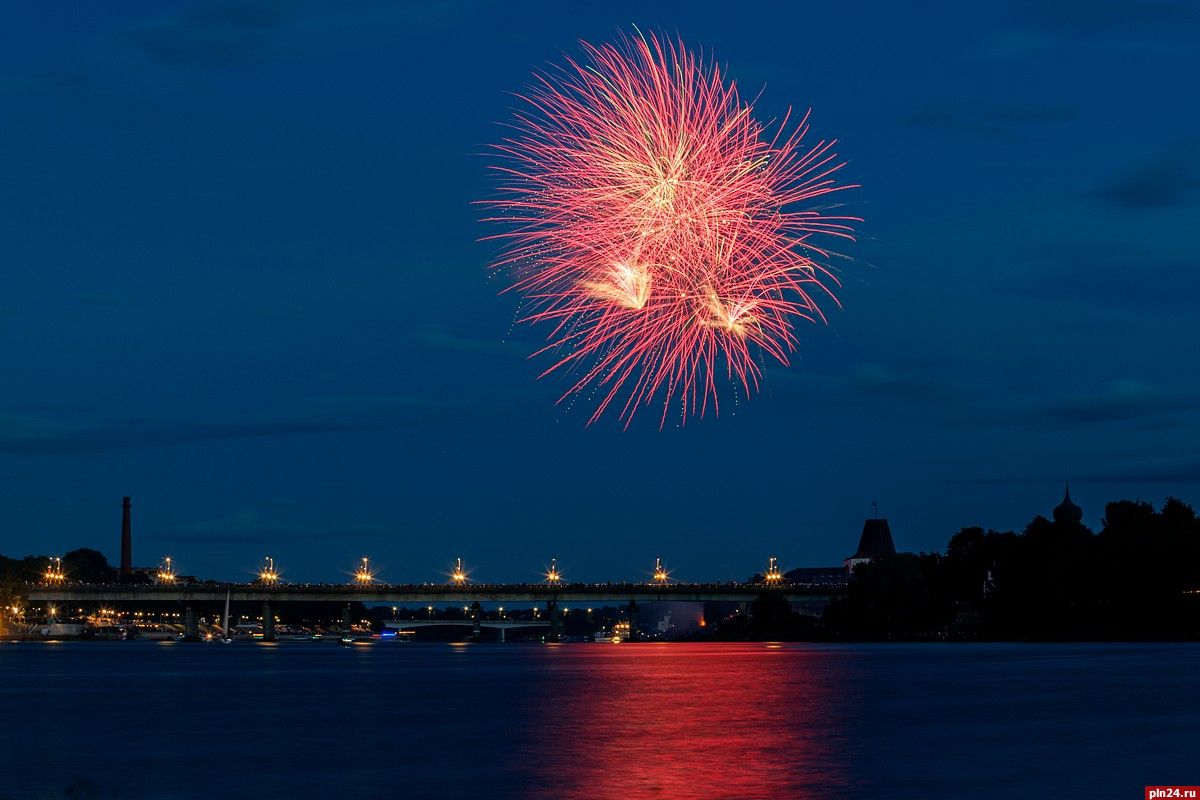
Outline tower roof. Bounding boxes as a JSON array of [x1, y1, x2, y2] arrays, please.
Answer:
[[1053, 484, 1082, 524], [850, 518, 896, 559]]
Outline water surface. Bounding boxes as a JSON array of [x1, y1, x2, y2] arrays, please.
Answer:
[[1, 641, 1194, 799]]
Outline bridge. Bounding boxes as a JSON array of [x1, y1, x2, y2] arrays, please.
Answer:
[[25, 581, 847, 642]]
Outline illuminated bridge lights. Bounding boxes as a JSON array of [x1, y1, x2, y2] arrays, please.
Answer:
[[156, 556, 176, 585], [763, 557, 783, 585], [259, 557, 280, 586], [44, 557, 66, 584], [652, 558, 670, 585], [450, 558, 468, 586], [354, 556, 374, 585], [544, 557, 562, 585]]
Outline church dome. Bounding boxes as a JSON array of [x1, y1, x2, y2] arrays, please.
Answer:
[[1053, 485, 1083, 524]]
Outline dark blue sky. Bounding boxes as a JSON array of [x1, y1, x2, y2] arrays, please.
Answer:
[[2, 1, 1198, 584]]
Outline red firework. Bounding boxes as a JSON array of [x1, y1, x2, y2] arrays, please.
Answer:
[[482, 30, 857, 426]]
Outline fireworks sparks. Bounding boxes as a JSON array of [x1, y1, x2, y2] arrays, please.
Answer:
[[482, 29, 858, 426]]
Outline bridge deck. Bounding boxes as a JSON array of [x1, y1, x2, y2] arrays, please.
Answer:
[[26, 583, 847, 604]]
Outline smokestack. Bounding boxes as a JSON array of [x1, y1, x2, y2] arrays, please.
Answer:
[[120, 497, 132, 582]]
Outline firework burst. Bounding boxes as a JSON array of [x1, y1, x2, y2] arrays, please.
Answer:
[[482, 30, 858, 427]]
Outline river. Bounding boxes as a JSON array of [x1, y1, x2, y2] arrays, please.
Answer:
[[1, 641, 1194, 799]]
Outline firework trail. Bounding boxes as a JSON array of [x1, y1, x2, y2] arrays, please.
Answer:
[[482, 30, 857, 427]]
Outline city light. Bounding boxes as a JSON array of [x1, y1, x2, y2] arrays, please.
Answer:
[[44, 557, 65, 584], [156, 556, 176, 584], [20, 551, 843, 646], [259, 557, 279, 585]]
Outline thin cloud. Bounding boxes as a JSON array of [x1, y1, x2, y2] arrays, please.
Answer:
[[766, 361, 957, 404], [77, 292, 138, 307], [848, 362, 949, 401], [410, 323, 528, 359], [126, 0, 295, 66], [171, 509, 308, 543], [955, 474, 1067, 486], [902, 102, 1080, 139], [1081, 458, 1200, 484], [1013, 0, 1196, 36], [0, 394, 523, 456], [979, 1, 1198, 58], [1003, 241, 1200, 313], [1095, 142, 1200, 209], [1010, 380, 1200, 429]]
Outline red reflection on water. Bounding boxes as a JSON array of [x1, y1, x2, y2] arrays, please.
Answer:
[[520, 643, 851, 800]]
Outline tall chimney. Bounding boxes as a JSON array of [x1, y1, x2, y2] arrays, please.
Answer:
[[120, 496, 132, 582]]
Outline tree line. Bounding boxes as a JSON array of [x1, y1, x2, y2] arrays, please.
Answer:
[[825, 497, 1200, 640], [1, 548, 117, 606]]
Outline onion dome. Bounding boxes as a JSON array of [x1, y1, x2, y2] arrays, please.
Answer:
[[1053, 484, 1083, 524]]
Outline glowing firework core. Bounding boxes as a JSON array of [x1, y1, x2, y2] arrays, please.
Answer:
[[483, 30, 857, 425]]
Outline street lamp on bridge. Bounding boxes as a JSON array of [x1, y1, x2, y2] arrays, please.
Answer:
[[156, 556, 176, 585], [354, 556, 374, 585], [258, 557, 280, 585], [44, 557, 65, 584]]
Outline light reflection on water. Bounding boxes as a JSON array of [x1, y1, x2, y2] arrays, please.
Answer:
[[1, 641, 1197, 799], [515, 643, 851, 799]]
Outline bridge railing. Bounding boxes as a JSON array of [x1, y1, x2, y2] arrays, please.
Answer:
[[26, 579, 848, 594]]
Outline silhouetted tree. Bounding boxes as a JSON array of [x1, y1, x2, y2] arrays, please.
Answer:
[[944, 527, 1018, 605], [981, 514, 1095, 639], [750, 591, 792, 627], [827, 553, 952, 639], [1089, 497, 1200, 636], [62, 548, 118, 584]]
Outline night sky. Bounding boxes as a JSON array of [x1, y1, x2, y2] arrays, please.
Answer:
[[3, 1, 1198, 585]]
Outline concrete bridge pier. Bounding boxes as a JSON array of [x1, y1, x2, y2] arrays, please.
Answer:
[[470, 602, 482, 642], [547, 601, 560, 642], [627, 600, 639, 641], [262, 601, 275, 642], [183, 606, 200, 641], [496, 625, 505, 643], [341, 603, 352, 637]]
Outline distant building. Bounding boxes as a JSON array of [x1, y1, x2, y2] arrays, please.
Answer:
[[777, 513, 901, 586], [772, 514, 899, 617], [843, 517, 896, 574]]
